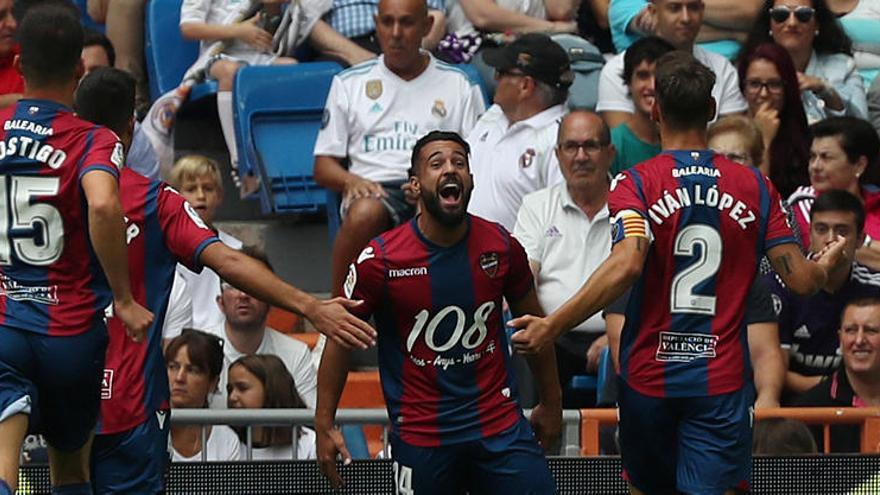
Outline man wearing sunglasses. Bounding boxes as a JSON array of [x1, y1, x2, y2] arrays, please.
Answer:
[[598, 0, 749, 130]]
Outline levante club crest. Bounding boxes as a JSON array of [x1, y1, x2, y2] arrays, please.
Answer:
[[479, 252, 499, 278]]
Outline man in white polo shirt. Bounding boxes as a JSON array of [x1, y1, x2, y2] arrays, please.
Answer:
[[314, 0, 484, 298], [597, 0, 747, 129], [467, 33, 574, 232], [514, 110, 615, 406]]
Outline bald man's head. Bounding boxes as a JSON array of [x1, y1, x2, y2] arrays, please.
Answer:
[[557, 111, 610, 145], [375, 0, 432, 77], [378, 0, 427, 18]]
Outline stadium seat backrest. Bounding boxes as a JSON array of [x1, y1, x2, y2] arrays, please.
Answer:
[[145, 0, 201, 101], [233, 63, 342, 214]]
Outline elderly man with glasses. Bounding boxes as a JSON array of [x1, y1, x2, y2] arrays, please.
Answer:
[[513, 110, 617, 407]]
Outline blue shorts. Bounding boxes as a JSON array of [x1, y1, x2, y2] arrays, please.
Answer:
[[92, 410, 170, 494], [0, 322, 108, 451], [617, 378, 754, 494], [389, 417, 556, 495]]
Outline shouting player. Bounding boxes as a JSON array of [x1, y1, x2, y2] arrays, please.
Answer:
[[509, 51, 846, 494], [0, 6, 153, 495], [316, 131, 561, 494], [73, 67, 377, 494]]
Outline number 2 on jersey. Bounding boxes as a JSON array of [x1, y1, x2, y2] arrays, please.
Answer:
[[670, 224, 722, 315], [0, 175, 64, 266]]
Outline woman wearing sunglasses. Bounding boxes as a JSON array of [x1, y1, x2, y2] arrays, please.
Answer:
[[739, 0, 867, 122]]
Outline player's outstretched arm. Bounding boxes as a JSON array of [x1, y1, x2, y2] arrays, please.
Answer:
[[767, 237, 847, 296], [316, 340, 354, 489], [81, 170, 154, 341], [199, 243, 377, 349], [510, 236, 648, 355], [748, 322, 785, 408], [509, 289, 562, 452]]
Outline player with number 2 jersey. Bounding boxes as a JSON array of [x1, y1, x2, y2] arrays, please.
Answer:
[[317, 131, 561, 495]]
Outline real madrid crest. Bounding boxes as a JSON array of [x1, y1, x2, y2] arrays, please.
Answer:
[[431, 100, 447, 118], [366, 79, 383, 100], [479, 252, 499, 278], [519, 148, 536, 168]]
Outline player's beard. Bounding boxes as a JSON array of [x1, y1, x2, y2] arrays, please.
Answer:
[[421, 185, 470, 227]]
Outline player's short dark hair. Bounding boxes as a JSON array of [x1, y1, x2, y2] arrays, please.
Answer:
[[229, 354, 305, 445], [811, 117, 880, 172], [75, 67, 135, 137], [83, 28, 116, 67], [654, 51, 716, 130], [409, 130, 470, 176], [621, 36, 675, 85], [17, 3, 84, 87], [166, 329, 225, 380], [810, 189, 865, 235]]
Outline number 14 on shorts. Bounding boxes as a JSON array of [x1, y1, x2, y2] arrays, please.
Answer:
[[393, 461, 414, 495]]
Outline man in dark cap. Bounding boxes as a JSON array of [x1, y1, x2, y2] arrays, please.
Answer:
[[467, 33, 575, 233]]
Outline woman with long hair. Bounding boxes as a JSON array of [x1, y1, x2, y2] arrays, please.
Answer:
[[738, 43, 811, 198], [739, 0, 867, 121]]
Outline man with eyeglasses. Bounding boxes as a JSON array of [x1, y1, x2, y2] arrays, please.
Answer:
[[513, 111, 616, 407], [466, 33, 574, 233]]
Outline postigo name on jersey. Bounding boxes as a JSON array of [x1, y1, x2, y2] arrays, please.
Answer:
[[405, 302, 497, 370], [0, 123, 67, 169], [647, 182, 757, 229]]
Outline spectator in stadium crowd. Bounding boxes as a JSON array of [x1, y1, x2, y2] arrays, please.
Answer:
[[609, 36, 673, 175], [828, 0, 880, 79], [509, 50, 845, 494], [869, 76, 880, 136], [597, 0, 748, 130], [752, 418, 817, 454], [739, 0, 867, 122], [443, 0, 578, 44], [314, 0, 484, 300], [794, 297, 880, 452], [81, 28, 114, 76], [609, 0, 761, 59], [0, 0, 21, 108], [787, 117, 880, 268], [466, 33, 571, 232], [227, 354, 317, 460], [765, 190, 880, 400], [168, 155, 243, 331], [323, 0, 446, 53], [179, 0, 375, 195], [513, 111, 615, 408], [167, 330, 242, 461], [737, 43, 811, 198], [707, 115, 766, 168], [317, 131, 561, 492], [205, 247, 318, 409], [79, 29, 161, 180]]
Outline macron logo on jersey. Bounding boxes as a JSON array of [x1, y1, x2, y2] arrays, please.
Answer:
[[389, 266, 428, 278]]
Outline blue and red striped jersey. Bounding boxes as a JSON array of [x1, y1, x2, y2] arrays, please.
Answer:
[[0, 99, 123, 337], [98, 168, 219, 434], [344, 215, 533, 447], [609, 150, 795, 398]]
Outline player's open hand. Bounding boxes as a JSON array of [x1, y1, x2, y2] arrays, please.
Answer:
[[316, 424, 351, 489], [114, 299, 154, 343], [529, 401, 562, 453], [508, 314, 556, 355], [305, 297, 377, 349]]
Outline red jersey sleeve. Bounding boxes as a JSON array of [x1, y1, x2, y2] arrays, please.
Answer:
[[764, 177, 796, 250], [79, 126, 123, 180], [608, 171, 648, 218], [503, 235, 534, 303], [157, 185, 220, 272], [343, 241, 385, 320]]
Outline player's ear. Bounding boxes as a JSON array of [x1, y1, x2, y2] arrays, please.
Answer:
[[73, 58, 85, 82], [706, 97, 717, 123]]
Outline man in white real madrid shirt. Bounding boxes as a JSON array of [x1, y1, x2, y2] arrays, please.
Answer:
[[314, 0, 484, 298], [466, 33, 573, 232]]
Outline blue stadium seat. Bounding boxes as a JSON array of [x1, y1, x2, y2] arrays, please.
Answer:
[[459, 62, 492, 107], [340, 425, 370, 460], [70, 0, 105, 33], [233, 63, 343, 214], [144, 0, 217, 102]]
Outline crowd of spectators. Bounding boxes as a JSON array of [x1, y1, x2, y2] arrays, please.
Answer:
[[10, 0, 880, 462]]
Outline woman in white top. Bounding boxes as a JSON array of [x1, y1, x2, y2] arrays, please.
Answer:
[[227, 354, 316, 460], [739, 0, 867, 121], [167, 330, 242, 462]]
